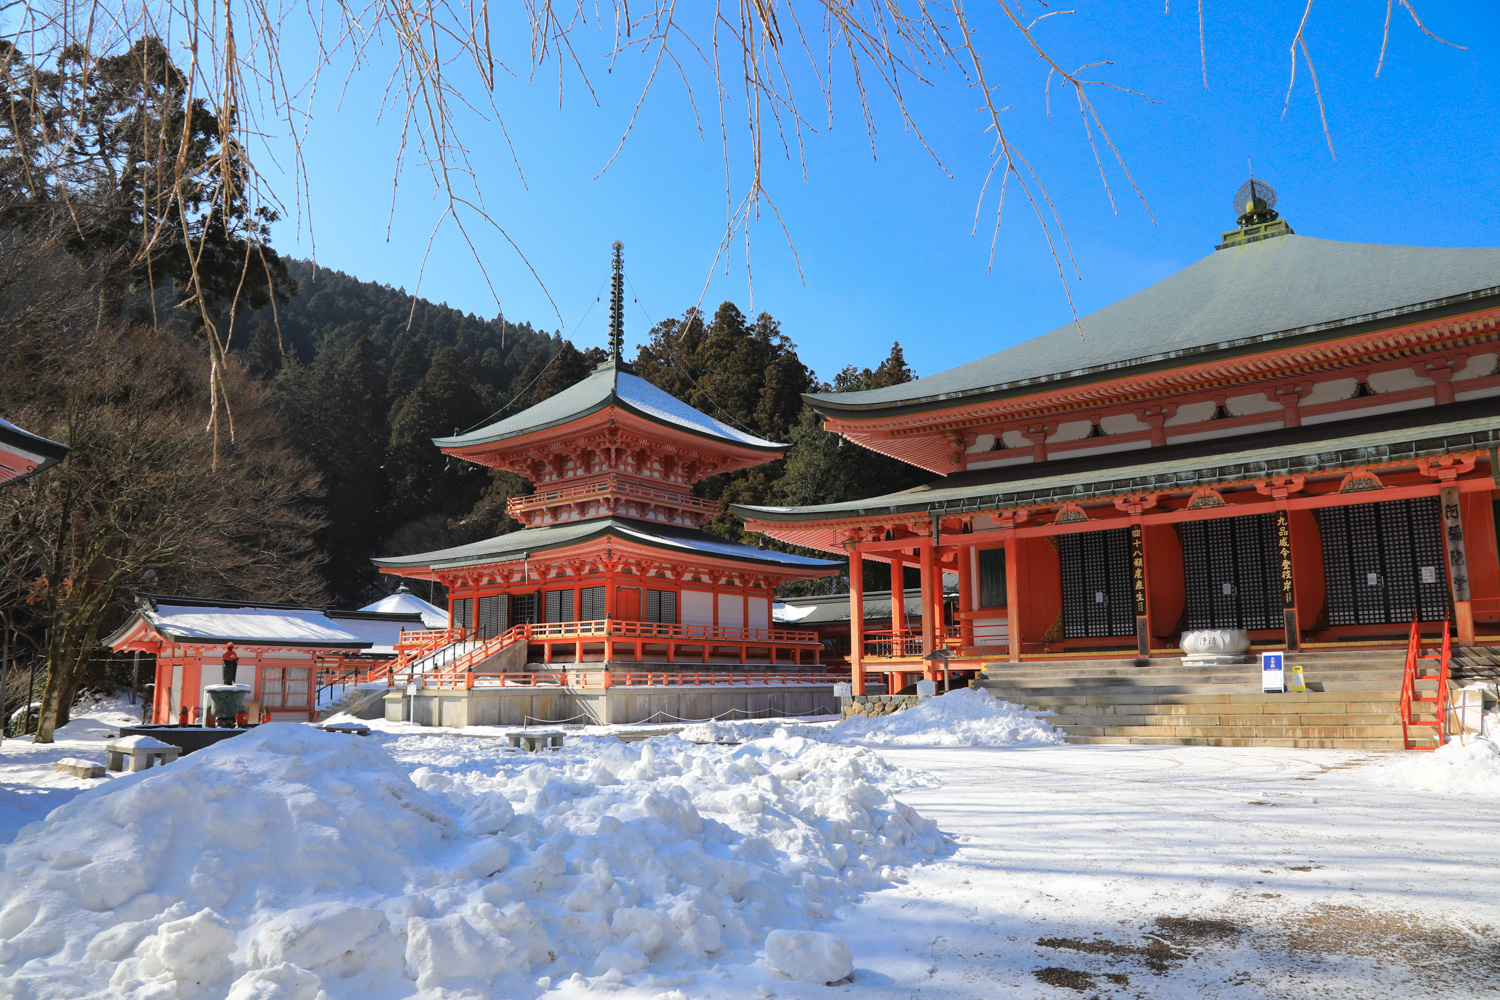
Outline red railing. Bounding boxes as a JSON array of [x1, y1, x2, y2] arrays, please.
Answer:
[[507, 479, 718, 517], [1400, 612, 1451, 750], [410, 669, 848, 690], [862, 626, 963, 659], [387, 619, 823, 687]]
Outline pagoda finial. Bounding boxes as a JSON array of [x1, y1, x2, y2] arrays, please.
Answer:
[[608, 241, 625, 366]]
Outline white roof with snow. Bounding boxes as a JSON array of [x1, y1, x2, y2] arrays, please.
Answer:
[[360, 591, 449, 628], [107, 596, 424, 651], [433, 362, 785, 452]]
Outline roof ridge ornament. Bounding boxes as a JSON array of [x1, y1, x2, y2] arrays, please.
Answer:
[[1217, 169, 1294, 250], [599, 240, 635, 377]]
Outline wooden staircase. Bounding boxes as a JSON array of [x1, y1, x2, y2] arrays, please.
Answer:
[[978, 649, 1439, 749]]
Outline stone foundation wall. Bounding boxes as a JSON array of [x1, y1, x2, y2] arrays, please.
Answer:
[[840, 694, 923, 720]]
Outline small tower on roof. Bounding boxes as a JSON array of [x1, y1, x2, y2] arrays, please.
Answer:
[[606, 240, 628, 369], [1217, 174, 1295, 250]]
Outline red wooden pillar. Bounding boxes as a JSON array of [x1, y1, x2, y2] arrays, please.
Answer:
[[1005, 530, 1022, 662], [890, 554, 906, 641], [957, 543, 975, 651], [919, 535, 937, 676], [850, 546, 866, 695]]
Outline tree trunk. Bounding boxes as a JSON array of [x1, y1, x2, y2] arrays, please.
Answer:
[[94, 267, 128, 340]]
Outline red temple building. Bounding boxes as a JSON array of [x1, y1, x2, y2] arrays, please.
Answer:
[[108, 595, 425, 723], [0, 416, 68, 486], [373, 245, 840, 673], [737, 193, 1500, 704]]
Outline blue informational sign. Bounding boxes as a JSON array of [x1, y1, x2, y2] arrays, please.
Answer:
[[1261, 651, 1285, 692]]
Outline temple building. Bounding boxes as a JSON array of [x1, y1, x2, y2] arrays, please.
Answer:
[[736, 192, 1500, 696], [373, 244, 839, 670], [0, 416, 68, 486]]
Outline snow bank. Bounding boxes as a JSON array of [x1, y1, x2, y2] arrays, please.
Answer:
[[823, 689, 1063, 747], [0, 724, 938, 998], [1375, 736, 1500, 796], [682, 689, 1063, 749], [764, 929, 853, 983]]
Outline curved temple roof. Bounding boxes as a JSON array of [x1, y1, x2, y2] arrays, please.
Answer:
[[105, 595, 424, 650], [373, 516, 839, 574], [435, 363, 785, 452], [0, 416, 70, 485], [808, 235, 1500, 418]]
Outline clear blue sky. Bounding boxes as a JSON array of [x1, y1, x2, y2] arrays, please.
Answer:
[[266, 1, 1500, 385]]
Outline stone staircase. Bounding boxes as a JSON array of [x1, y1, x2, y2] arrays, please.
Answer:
[[978, 649, 1438, 749]]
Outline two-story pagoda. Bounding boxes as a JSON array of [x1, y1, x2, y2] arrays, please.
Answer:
[[374, 245, 839, 669], [737, 191, 1500, 694]]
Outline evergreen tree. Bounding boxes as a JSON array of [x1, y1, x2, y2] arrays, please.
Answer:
[[272, 337, 390, 603], [388, 346, 489, 527], [388, 337, 429, 401]]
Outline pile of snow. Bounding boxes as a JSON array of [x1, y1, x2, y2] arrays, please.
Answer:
[[0, 724, 938, 998], [824, 688, 1063, 747], [682, 690, 1061, 749], [1375, 736, 1500, 796], [678, 720, 778, 744], [764, 929, 853, 984]]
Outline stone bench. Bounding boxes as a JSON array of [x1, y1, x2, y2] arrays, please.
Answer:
[[105, 735, 181, 773], [507, 730, 564, 752]]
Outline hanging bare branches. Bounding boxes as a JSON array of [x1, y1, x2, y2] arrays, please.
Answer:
[[1, 0, 1471, 445]]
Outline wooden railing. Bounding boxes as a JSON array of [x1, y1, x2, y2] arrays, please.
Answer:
[[385, 619, 823, 687], [1399, 612, 1451, 751], [862, 626, 963, 659], [507, 479, 718, 516], [410, 668, 849, 690]]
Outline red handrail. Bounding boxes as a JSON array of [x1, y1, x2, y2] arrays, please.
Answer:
[[1400, 612, 1452, 751]]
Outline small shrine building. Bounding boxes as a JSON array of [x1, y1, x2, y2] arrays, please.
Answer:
[[737, 195, 1500, 694], [373, 245, 840, 670], [108, 595, 424, 722]]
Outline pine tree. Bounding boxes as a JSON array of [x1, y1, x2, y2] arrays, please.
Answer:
[[388, 346, 489, 526], [388, 337, 429, 401]]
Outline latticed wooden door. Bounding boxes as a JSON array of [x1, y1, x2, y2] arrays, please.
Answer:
[[1060, 527, 1136, 638], [1180, 513, 1282, 631], [1317, 497, 1447, 625]]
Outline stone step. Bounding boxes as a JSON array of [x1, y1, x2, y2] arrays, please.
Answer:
[[1046, 712, 1402, 728], [1056, 723, 1408, 738], [1062, 735, 1408, 749], [1039, 699, 1400, 716], [982, 688, 1408, 706]]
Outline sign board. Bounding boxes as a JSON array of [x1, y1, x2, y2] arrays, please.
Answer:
[[832, 682, 853, 699], [406, 683, 417, 698], [915, 679, 938, 697], [1261, 651, 1285, 693]]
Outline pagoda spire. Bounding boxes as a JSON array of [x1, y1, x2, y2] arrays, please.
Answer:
[[608, 241, 626, 367]]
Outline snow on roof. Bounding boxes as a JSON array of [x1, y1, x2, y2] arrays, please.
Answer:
[[324, 612, 425, 650], [433, 363, 784, 452], [373, 517, 840, 572], [359, 591, 449, 628], [145, 603, 373, 647]]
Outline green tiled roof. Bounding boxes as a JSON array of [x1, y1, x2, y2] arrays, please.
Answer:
[[808, 235, 1500, 418], [373, 516, 839, 571], [435, 363, 784, 451]]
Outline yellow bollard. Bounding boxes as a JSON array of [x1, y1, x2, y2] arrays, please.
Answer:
[[1289, 665, 1307, 693]]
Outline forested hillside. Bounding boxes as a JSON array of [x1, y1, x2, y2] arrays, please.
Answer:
[[226, 264, 928, 605]]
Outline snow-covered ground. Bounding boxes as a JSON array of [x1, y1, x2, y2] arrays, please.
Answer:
[[3, 693, 1498, 998], [679, 687, 1062, 748]]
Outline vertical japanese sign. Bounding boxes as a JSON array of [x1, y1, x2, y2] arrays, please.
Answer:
[[1130, 524, 1146, 617], [1440, 486, 1470, 602], [1274, 510, 1295, 608]]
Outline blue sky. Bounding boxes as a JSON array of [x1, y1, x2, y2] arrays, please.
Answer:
[[266, 1, 1500, 385]]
